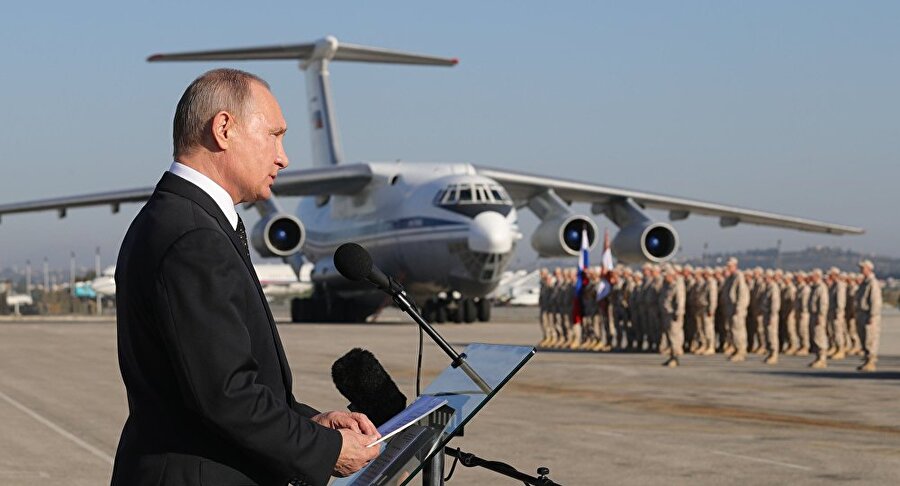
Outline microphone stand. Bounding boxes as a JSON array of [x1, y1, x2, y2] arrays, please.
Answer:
[[387, 281, 492, 395], [382, 281, 491, 486], [444, 447, 562, 486]]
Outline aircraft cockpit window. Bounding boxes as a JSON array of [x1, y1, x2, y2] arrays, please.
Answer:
[[475, 186, 489, 203], [437, 187, 457, 204], [489, 186, 511, 204], [434, 182, 513, 217]]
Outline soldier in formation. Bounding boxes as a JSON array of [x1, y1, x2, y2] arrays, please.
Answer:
[[535, 258, 884, 372]]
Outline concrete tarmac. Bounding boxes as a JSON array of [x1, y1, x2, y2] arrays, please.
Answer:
[[1, 306, 899, 485]]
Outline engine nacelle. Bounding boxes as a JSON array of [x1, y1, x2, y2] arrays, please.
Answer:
[[250, 213, 305, 258], [611, 222, 679, 263], [531, 215, 598, 257]]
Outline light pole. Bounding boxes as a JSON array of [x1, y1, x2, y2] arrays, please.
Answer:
[[25, 259, 32, 294], [95, 247, 102, 316]]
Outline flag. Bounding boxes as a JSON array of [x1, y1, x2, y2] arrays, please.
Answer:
[[572, 227, 590, 325], [601, 228, 614, 272], [595, 228, 615, 307]]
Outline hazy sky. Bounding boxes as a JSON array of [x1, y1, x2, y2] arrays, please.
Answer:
[[0, 1, 897, 271]]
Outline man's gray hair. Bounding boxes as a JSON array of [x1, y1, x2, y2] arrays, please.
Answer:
[[172, 68, 270, 158]]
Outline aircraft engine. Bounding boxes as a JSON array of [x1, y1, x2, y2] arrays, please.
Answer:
[[611, 221, 679, 263], [250, 213, 305, 258], [530, 214, 598, 257]]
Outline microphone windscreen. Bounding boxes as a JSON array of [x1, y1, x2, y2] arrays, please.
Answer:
[[334, 243, 373, 282], [332, 348, 407, 427]]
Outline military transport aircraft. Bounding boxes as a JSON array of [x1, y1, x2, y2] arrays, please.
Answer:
[[0, 36, 863, 323]]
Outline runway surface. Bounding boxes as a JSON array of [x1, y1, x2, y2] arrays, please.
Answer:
[[1, 306, 899, 485]]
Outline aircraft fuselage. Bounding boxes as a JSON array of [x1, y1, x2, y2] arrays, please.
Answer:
[[297, 161, 519, 304]]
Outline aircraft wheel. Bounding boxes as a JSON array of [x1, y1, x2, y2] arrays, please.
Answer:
[[452, 301, 464, 324], [434, 303, 447, 324], [422, 299, 437, 323], [476, 298, 491, 322], [291, 297, 317, 322], [345, 305, 371, 323], [463, 299, 477, 323]]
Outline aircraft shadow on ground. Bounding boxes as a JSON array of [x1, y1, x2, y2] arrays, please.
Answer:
[[276, 319, 411, 327], [532, 347, 674, 355], [754, 370, 900, 381]]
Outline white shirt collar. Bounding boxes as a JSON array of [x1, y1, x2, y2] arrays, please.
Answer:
[[168, 161, 239, 230]]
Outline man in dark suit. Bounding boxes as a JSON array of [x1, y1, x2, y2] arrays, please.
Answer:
[[111, 69, 380, 486]]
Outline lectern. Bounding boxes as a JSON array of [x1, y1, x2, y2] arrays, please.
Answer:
[[331, 343, 535, 486]]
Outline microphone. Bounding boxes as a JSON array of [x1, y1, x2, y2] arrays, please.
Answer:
[[331, 348, 407, 427], [333, 242, 492, 394], [334, 243, 404, 295]]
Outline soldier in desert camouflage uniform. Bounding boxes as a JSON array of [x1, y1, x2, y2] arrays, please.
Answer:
[[808, 269, 830, 368], [845, 272, 862, 356], [659, 265, 686, 367], [855, 260, 883, 372], [761, 269, 781, 365], [826, 267, 848, 360]]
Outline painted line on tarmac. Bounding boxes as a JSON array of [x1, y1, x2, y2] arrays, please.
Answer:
[[0, 470, 50, 479], [711, 450, 811, 471], [0, 389, 114, 465]]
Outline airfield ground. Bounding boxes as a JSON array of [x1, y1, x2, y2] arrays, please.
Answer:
[[1, 306, 899, 485]]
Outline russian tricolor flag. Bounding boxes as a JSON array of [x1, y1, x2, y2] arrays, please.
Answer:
[[572, 227, 590, 325]]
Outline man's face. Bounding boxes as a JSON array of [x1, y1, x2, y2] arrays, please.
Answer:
[[228, 83, 289, 203]]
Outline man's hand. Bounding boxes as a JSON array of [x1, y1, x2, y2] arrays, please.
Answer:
[[311, 411, 380, 437], [332, 428, 381, 477]]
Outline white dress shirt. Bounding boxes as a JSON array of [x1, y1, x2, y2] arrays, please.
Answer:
[[168, 162, 239, 231]]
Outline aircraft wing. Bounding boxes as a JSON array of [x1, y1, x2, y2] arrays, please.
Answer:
[[0, 188, 154, 220], [475, 166, 864, 235], [270, 163, 372, 196], [0, 164, 373, 221]]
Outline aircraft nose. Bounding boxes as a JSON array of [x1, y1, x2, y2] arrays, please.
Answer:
[[468, 211, 513, 254]]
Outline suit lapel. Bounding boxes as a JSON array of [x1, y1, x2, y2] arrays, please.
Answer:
[[156, 173, 294, 395]]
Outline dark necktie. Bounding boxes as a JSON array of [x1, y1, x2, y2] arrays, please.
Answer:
[[236, 216, 250, 257]]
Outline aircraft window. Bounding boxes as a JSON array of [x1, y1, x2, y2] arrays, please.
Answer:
[[441, 187, 458, 204], [475, 186, 489, 203], [490, 187, 510, 203], [435, 182, 512, 209]]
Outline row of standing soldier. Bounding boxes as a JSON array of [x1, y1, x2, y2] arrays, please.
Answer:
[[537, 258, 883, 370]]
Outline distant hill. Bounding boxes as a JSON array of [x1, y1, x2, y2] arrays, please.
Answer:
[[682, 246, 899, 277], [531, 246, 899, 278]]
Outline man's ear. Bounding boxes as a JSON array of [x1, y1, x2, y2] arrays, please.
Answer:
[[210, 110, 236, 150]]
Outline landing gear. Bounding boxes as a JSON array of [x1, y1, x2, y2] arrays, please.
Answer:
[[422, 295, 491, 324], [475, 298, 491, 322], [290, 288, 371, 323], [462, 298, 477, 323], [422, 299, 447, 324]]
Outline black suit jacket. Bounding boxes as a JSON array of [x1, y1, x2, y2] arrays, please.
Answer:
[[111, 173, 341, 486]]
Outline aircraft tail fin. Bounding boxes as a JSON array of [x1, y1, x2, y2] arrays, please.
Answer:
[[149, 36, 457, 167]]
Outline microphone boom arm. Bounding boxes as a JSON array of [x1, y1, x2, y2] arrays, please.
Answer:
[[392, 290, 492, 394]]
